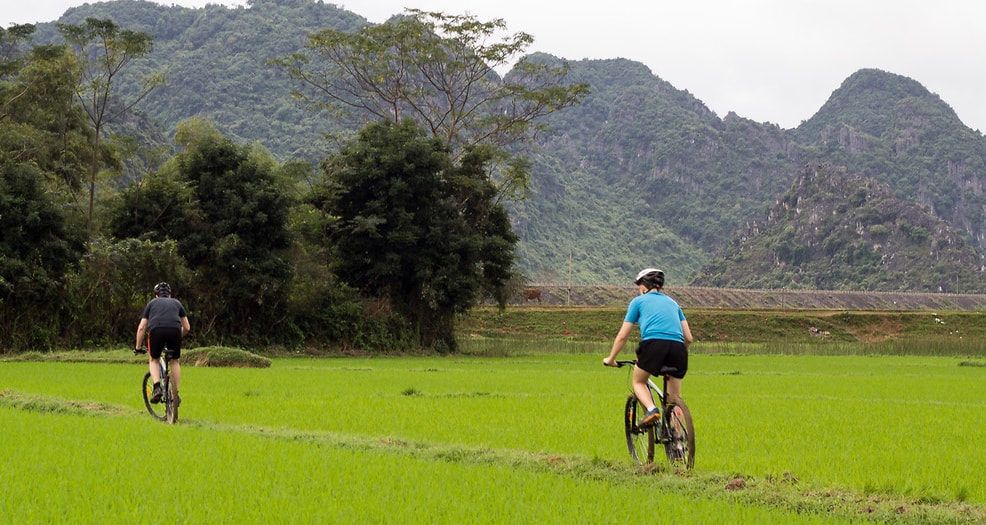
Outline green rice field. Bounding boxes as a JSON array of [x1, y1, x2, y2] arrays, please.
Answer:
[[2, 344, 985, 523]]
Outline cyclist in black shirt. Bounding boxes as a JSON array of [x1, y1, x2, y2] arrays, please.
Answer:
[[135, 282, 190, 404]]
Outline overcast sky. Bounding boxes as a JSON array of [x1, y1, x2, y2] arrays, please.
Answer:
[[5, 0, 986, 132]]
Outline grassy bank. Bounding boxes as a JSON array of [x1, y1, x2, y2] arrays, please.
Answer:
[[459, 307, 986, 351], [518, 285, 986, 310]]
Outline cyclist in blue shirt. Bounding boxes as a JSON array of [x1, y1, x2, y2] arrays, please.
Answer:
[[604, 268, 692, 427]]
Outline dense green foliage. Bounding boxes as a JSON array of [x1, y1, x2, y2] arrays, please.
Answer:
[[318, 120, 517, 351], [110, 133, 297, 343], [0, 162, 87, 348], [1, 25, 89, 349], [2, 7, 578, 352]]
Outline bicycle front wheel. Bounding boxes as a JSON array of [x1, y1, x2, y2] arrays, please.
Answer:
[[624, 395, 654, 465], [662, 400, 695, 470], [142, 372, 166, 421]]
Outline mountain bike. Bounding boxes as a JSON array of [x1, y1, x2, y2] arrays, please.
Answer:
[[615, 360, 694, 469], [135, 346, 178, 424]]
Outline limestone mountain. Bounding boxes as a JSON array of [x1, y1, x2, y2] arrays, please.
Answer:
[[794, 69, 986, 258], [694, 162, 986, 293], [510, 57, 801, 284], [519, 64, 986, 287]]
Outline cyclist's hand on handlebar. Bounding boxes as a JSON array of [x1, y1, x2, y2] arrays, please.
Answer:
[[602, 357, 617, 367], [133, 347, 146, 355]]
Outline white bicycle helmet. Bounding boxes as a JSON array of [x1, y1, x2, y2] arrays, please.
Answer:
[[634, 268, 665, 289]]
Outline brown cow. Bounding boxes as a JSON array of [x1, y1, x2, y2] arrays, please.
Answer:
[[523, 288, 542, 304]]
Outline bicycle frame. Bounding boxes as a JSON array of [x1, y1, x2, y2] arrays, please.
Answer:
[[157, 354, 169, 383], [616, 360, 694, 469], [142, 348, 178, 424]]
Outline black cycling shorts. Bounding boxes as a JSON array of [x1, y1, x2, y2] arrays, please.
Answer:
[[149, 327, 182, 360], [635, 339, 688, 378]]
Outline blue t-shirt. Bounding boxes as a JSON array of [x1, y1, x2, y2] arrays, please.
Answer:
[[624, 291, 686, 342]]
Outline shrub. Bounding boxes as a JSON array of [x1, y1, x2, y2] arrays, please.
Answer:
[[182, 346, 271, 368]]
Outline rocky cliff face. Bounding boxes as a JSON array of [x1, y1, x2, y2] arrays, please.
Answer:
[[521, 65, 986, 289], [694, 162, 986, 292], [793, 69, 986, 256]]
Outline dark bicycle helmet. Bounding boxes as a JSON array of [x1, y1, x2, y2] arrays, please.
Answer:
[[634, 268, 665, 289], [153, 282, 172, 297]]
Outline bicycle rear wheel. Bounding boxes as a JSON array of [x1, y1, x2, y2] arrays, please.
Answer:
[[164, 377, 178, 424], [662, 400, 695, 469], [624, 395, 654, 465], [142, 372, 166, 421]]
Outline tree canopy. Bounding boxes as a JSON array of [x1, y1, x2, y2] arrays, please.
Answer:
[[109, 127, 297, 343], [271, 9, 589, 199], [318, 119, 517, 351], [57, 17, 162, 235]]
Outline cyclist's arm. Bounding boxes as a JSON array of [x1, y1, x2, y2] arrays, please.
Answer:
[[604, 321, 634, 366], [681, 320, 693, 347], [135, 318, 148, 350], [180, 315, 190, 337]]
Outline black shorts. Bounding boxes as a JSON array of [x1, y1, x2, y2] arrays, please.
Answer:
[[635, 339, 688, 378], [149, 327, 182, 360]]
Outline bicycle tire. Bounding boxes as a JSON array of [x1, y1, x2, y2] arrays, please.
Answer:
[[142, 372, 166, 421], [624, 395, 655, 465], [165, 376, 178, 424], [662, 399, 695, 470]]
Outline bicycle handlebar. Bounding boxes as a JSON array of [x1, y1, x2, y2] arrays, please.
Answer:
[[614, 360, 636, 368]]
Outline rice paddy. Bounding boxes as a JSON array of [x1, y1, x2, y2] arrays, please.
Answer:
[[1, 342, 984, 523]]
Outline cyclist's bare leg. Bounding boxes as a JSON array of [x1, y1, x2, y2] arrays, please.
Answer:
[[148, 357, 161, 384], [171, 360, 181, 391], [632, 365, 657, 411], [665, 376, 683, 406]]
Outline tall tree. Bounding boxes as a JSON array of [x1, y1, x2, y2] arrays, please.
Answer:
[[320, 119, 516, 351], [0, 24, 35, 80], [2, 45, 92, 199], [272, 9, 589, 198], [1, 25, 92, 350], [108, 125, 296, 343], [0, 161, 87, 350], [57, 18, 162, 236]]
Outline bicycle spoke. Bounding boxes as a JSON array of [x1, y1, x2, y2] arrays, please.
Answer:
[[142, 372, 166, 421], [625, 396, 655, 465], [663, 403, 695, 469]]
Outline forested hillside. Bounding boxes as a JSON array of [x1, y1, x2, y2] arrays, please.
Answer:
[[512, 57, 799, 283], [30, 0, 986, 292], [36, 0, 365, 160]]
